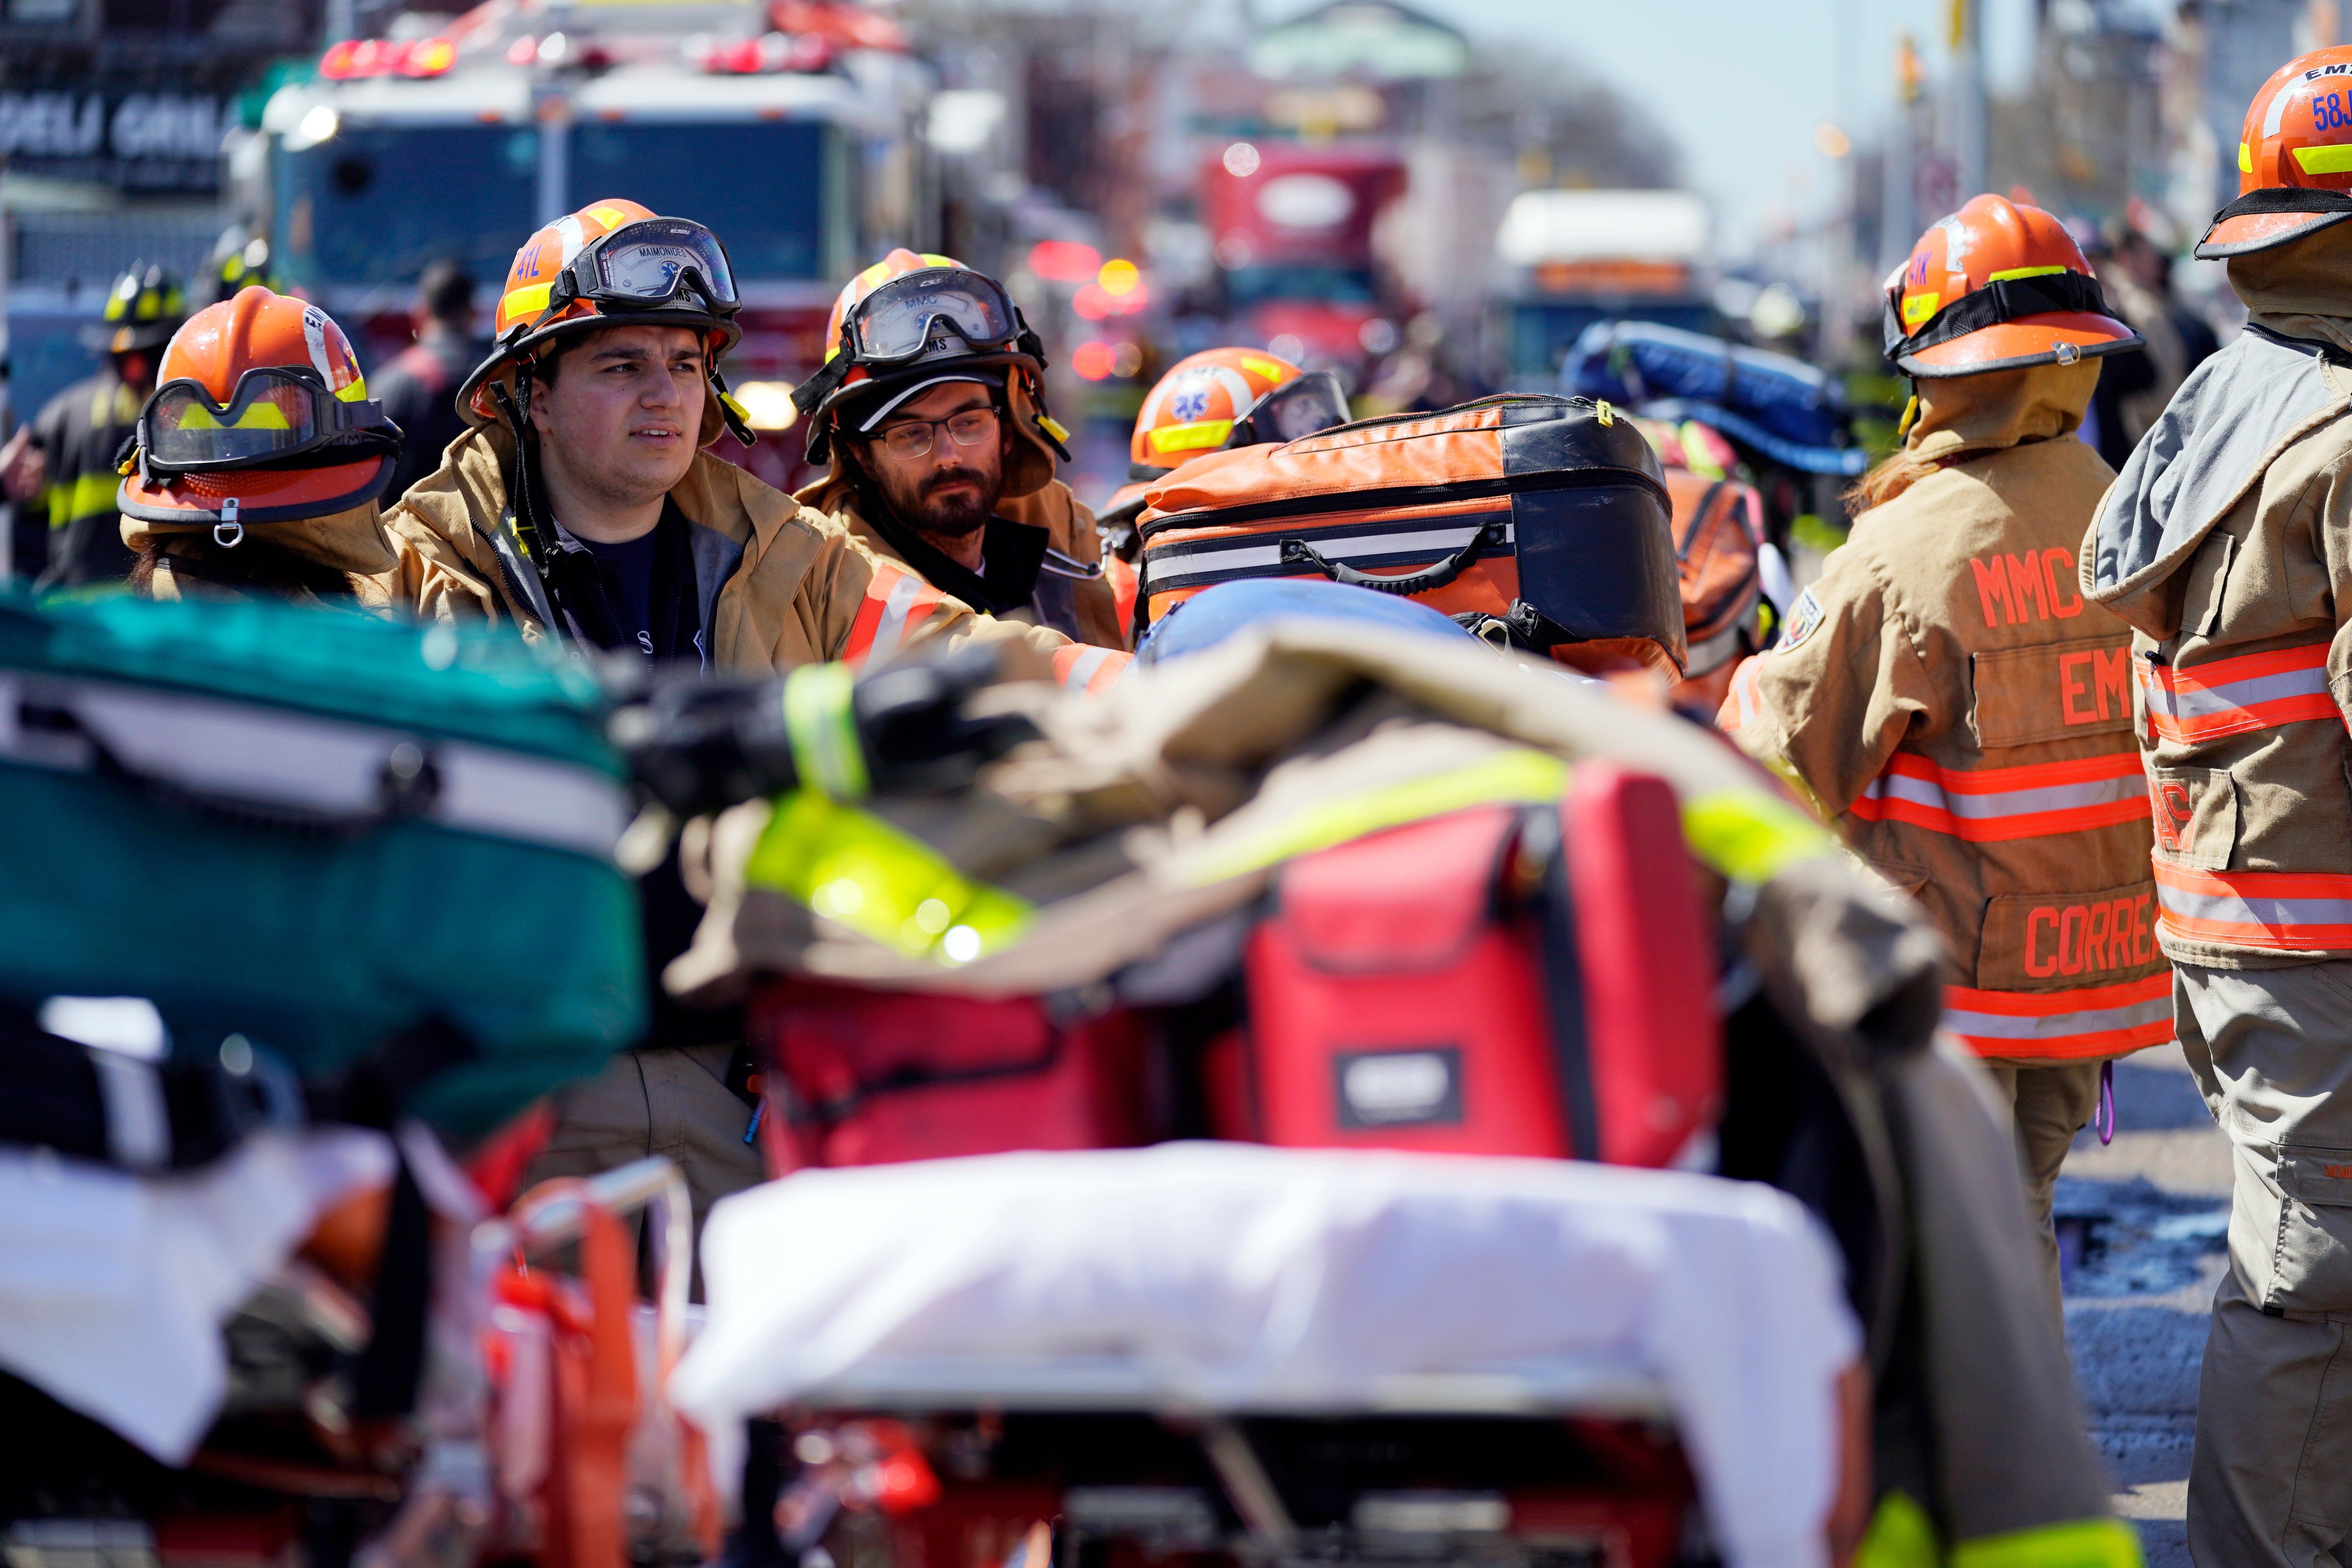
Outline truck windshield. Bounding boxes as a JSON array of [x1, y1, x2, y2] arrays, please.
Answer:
[[570, 121, 832, 280], [278, 125, 539, 290], [1223, 265, 1378, 310]]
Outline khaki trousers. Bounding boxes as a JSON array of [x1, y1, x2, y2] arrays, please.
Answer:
[[2175, 960, 2352, 1568], [521, 1042, 766, 1295], [1982, 1058, 2104, 1327]]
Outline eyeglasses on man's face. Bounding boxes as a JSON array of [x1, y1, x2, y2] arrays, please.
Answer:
[[871, 405, 1000, 460]]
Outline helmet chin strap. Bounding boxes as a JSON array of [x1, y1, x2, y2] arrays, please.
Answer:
[[487, 371, 558, 587], [708, 363, 757, 448]]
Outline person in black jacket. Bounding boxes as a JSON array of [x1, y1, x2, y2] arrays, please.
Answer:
[[371, 259, 488, 500]]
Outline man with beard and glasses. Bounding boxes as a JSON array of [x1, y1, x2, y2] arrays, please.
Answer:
[[793, 251, 1129, 667]]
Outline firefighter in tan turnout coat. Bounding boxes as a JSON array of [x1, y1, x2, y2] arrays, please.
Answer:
[[1724, 195, 2164, 1318], [2087, 45, 2352, 1567]]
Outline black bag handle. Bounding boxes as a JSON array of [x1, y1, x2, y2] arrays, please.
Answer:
[[1278, 520, 1503, 597]]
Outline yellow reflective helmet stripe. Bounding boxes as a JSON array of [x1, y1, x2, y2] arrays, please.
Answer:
[[1183, 750, 1571, 888], [783, 662, 869, 802], [1950, 1517, 2144, 1568], [745, 788, 1031, 963], [2241, 140, 2254, 173], [1680, 787, 1835, 884], [1149, 419, 1234, 455], [1987, 264, 2069, 282], [2294, 142, 2352, 176], [502, 282, 553, 323], [1902, 292, 1941, 326]]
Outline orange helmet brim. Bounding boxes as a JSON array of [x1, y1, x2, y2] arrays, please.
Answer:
[[2194, 207, 2352, 259], [117, 454, 396, 527], [1895, 311, 2142, 377]]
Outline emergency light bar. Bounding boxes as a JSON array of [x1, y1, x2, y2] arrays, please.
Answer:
[[319, 36, 458, 80]]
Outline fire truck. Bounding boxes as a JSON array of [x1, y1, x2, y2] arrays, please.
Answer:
[[1198, 139, 1408, 376], [243, 0, 935, 487]]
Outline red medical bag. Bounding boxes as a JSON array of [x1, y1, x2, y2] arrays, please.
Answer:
[[751, 984, 1145, 1172], [1235, 762, 1721, 1167]]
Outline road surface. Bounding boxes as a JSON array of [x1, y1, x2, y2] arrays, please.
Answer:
[[2058, 1044, 2232, 1568]]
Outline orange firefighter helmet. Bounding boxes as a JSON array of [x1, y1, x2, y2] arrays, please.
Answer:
[[1881, 194, 2140, 378]]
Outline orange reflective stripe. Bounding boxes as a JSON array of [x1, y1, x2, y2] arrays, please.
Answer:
[[2153, 860, 2352, 951], [842, 564, 946, 670], [2139, 643, 2335, 743], [1847, 751, 2149, 842], [1052, 644, 1132, 696], [1943, 972, 2173, 1060]]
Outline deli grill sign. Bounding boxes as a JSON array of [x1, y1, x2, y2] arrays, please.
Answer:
[[0, 90, 227, 192]]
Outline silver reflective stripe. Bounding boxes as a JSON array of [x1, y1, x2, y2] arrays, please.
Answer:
[[2145, 664, 2327, 724], [1683, 621, 1745, 677], [1943, 993, 2173, 1042], [1060, 646, 1117, 693], [2156, 877, 2352, 929], [1150, 519, 1516, 588], [869, 571, 929, 664], [2, 676, 624, 860], [435, 742, 628, 859], [89, 1049, 169, 1172], [1862, 769, 2143, 819]]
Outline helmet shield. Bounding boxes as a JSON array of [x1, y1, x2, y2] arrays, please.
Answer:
[[1510, 479, 1686, 673]]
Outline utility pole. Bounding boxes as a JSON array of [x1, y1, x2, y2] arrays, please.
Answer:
[[1882, 33, 1923, 274], [1949, 0, 1987, 197]]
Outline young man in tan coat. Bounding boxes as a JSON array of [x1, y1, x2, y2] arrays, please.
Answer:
[[1723, 195, 2165, 1320], [374, 201, 1077, 1247], [2087, 47, 2352, 1565]]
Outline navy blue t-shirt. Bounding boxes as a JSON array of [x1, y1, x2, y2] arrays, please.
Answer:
[[579, 526, 661, 657]]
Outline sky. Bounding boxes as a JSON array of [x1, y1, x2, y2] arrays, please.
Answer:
[[1258, 0, 2163, 257]]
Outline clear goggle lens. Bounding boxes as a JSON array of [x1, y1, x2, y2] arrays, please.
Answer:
[[1238, 370, 1350, 445], [851, 269, 1019, 362], [590, 219, 738, 309], [146, 371, 332, 468]]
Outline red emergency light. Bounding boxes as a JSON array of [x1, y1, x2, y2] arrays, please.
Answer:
[[320, 35, 457, 80], [692, 31, 832, 73], [1027, 241, 1101, 284]]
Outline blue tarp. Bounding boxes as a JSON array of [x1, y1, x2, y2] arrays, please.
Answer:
[[1564, 321, 1865, 477]]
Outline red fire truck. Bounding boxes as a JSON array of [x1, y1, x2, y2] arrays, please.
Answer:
[[1198, 139, 1407, 374]]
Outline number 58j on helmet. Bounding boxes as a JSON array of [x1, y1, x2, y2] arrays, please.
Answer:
[[2198, 45, 2352, 258]]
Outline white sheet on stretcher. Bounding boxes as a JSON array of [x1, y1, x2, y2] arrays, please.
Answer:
[[0, 1128, 393, 1462], [673, 1142, 1860, 1568]]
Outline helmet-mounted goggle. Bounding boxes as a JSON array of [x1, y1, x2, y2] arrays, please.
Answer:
[[1230, 369, 1351, 449], [517, 216, 741, 342], [792, 267, 1048, 421], [137, 365, 395, 476]]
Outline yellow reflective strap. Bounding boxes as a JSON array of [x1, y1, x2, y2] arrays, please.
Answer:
[[1987, 264, 2069, 282], [1680, 787, 1835, 884], [1854, 1492, 1939, 1568], [782, 662, 869, 801], [1149, 419, 1234, 455], [745, 788, 1031, 963], [1183, 750, 1570, 888], [2295, 143, 2352, 176], [1951, 1517, 2144, 1568]]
